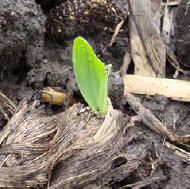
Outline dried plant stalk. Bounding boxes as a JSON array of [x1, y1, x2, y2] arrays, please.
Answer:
[[0, 95, 143, 188], [0, 91, 16, 120], [128, 0, 166, 77]]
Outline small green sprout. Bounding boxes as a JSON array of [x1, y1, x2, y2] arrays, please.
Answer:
[[72, 37, 111, 116]]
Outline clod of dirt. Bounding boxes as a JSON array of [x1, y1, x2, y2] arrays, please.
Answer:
[[26, 41, 76, 90], [46, 0, 127, 41], [108, 72, 124, 109], [175, 0, 190, 68], [0, 0, 46, 80]]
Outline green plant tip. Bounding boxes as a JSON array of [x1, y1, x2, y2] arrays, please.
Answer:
[[72, 37, 111, 116]]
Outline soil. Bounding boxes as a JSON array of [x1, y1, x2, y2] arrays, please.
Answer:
[[175, 0, 190, 68], [0, 0, 190, 188]]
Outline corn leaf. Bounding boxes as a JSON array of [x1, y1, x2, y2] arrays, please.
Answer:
[[72, 37, 111, 115]]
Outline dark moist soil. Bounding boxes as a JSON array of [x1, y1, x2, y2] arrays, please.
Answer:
[[0, 0, 190, 188], [175, 0, 190, 68]]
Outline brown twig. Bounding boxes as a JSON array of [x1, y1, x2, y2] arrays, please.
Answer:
[[0, 91, 16, 120], [102, 20, 125, 54], [124, 92, 190, 146]]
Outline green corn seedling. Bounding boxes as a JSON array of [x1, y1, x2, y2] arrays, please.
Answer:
[[72, 37, 111, 116]]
